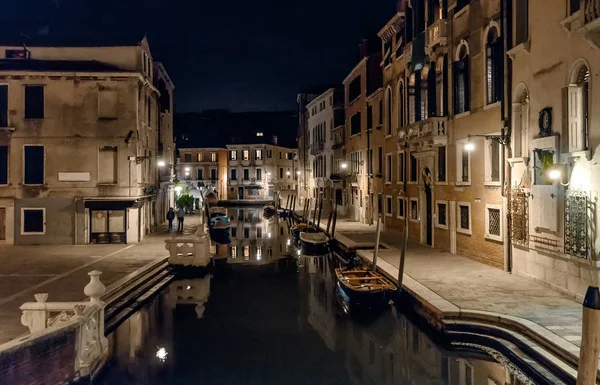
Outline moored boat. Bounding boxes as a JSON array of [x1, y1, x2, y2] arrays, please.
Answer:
[[209, 206, 227, 218], [210, 216, 231, 229], [335, 268, 396, 308], [263, 203, 277, 217], [299, 231, 330, 255]]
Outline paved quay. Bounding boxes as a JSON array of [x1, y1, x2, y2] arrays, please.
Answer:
[[0, 214, 203, 344], [307, 214, 588, 375]]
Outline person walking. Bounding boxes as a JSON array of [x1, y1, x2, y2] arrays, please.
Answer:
[[166, 207, 175, 231], [177, 206, 185, 232]]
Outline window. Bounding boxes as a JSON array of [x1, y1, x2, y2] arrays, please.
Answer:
[[184, 153, 192, 162], [256, 168, 262, 181], [386, 154, 392, 183], [410, 199, 419, 222], [348, 76, 361, 101], [397, 196, 405, 218], [211, 152, 217, 162], [398, 152, 405, 182], [408, 74, 416, 123], [267, 150, 272, 158], [210, 168, 217, 180], [279, 168, 283, 178], [409, 153, 417, 182], [568, 62, 590, 152], [515, 0, 529, 45], [197, 168, 203, 180], [350, 112, 361, 135], [229, 150, 237, 161], [24, 85, 44, 119], [379, 99, 383, 125], [0, 146, 7, 185], [21, 208, 45, 235], [231, 246, 237, 258], [386, 88, 392, 136], [456, 140, 471, 184], [0, 85, 7, 128], [436, 201, 448, 229], [453, 43, 470, 114], [98, 88, 117, 119], [485, 137, 502, 185], [197, 153, 203, 162], [570, 0, 580, 15], [98, 146, 117, 184], [366, 104, 373, 130], [230, 168, 237, 180], [378, 147, 383, 174], [386, 196, 393, 217], [368, 148, 374, 175], [24, 145, 44, 185], [255, 149, 263, 160], [437, 146, 446, 182], [243, 168, 249, 180], [398, 82, 405, 128], [242, 150, 249, 161], [147, 97, 152, 126], [485, 204, 502, 241], [485, 25, 502, 105], [457, 202, 472, 235], [377, 194, 383, 214]]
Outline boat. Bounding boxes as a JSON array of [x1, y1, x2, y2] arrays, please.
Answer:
[[204, 192, 218, 205], [210, 216, 231, 229], [299, 231, 330, 255], [291, 223, 318, 243], [335, 268, 396, 308], [263, 203, 277, 217], [209, 206, 227, 218]]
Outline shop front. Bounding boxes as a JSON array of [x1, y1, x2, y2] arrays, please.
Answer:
[[85, 199, 136, 244]]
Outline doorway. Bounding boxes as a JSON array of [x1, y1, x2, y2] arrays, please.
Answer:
[[425, 183, 432, 246], [238, 187, 244, 199]]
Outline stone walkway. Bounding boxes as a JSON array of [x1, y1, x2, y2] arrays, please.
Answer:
[[323, 216, 585, 366], [0, 214, 203, 344]]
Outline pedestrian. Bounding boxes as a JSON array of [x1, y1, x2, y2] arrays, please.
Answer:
[[177, 206, 185, 232], [166, 207, 175, 230]]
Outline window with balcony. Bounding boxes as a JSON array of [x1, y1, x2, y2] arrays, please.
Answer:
[[427, 63, 437, 117], [456, 0, 470, 13], [242, 150, 249, 161], [568, 61, 590, 152], [25, 85, 44, 119], [350, 112, 361, 135], [485, 25, 502, 105], [453, 42, 470, 114], [229, 150, 237, 161], [408, 74, 416, 124], [385, 87, 392, 136]]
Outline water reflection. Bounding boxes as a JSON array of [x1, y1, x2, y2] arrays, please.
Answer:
[[212, 207, 296, 265]]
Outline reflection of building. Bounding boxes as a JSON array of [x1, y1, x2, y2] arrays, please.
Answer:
[[342, 40, 382, 223], [0, 36, 172, 245], [222, 208, 295, 264], [177, 148, 227, 204], [166, 276, 212, 319], [306, 88, 344, 214], [226, 142, 298, 202]]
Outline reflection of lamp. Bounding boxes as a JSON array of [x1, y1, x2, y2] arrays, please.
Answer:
[[185, 167, 191, 171], [157, 160, 166, 167]]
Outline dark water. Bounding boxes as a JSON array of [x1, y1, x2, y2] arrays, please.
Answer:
[[97, 208, 527, 385]]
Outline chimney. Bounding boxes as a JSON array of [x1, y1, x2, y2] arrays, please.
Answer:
[[272, 135, 278, 146], [397, 0, 405, 12], [359, 39, 369, 59]]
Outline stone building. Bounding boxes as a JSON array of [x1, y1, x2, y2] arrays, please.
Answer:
[[507, 0, 600, 298], [342, 41, 382, 223], [0, 36, 173, 245], [305, 88, 344, 214], [375, 0, 506, 269], [226, 141, 297, 203], [176, 148, 227, 206]]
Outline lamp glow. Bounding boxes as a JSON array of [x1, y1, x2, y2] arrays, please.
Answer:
[[156, 347, 168, 362], [548, 168, 562, 181], [464, 142, 475, 152], [174, 186, 183, 193], [296, 171, 301, 175], [157, 160, 166, 167], [185, 167, 191, 172], [286, 171, 291, 176], [340, 162, 348, 169]]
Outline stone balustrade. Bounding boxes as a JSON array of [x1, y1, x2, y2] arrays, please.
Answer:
[[164, 224, 211, 267]]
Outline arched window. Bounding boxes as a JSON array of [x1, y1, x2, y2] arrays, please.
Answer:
[[398, 81, 405, 128], [386, 87, 393, 136], [408, 74, 416, 124], [485, 24, 502, 105], [453, 42, 470, 114], [427, 62, 437, 117], [568, 61, 590, 152]]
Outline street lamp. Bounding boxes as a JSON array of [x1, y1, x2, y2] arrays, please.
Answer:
[[296, 170, 301, 176], [340, 162, 348, 170], [464, 140, 476, 152], [157, 160, 166, 167], [286, 171, 291, 176]]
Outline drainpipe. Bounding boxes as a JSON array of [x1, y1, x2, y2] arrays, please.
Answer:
[[501, 0, 514, 273], [367, 113, 372, 225]]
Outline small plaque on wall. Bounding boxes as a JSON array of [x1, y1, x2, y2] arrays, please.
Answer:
[[58, 172, 91, 182]]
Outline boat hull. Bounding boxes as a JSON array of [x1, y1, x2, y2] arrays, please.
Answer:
[[300, 239, 329, 256], [335, 268, 396, 310]]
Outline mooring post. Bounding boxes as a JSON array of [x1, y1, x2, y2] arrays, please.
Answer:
[[331, 207, 338, 239], [577, 286, 600, 385], [285, 195, 291, 210], [291, 195, 296, 216], [317, 200, 323, 230], [397, 222, 409, 294], [303, 198, 309, 220], [312, 199, 318, 228], [326, 209, 333, 235], [372, 215, 381, 272]]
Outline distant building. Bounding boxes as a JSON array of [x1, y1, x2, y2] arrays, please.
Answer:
[[176, 148, 227, 205], [0, 36, 173, 245]]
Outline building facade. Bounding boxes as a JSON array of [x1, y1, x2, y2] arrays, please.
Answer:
[[177, 148, 227, 206], [226, 143, 297, 203], [507, 0, 600, 298], [297, 92, 319, 204], [306, 88, 344, 214], [0, 36, 172, 245]]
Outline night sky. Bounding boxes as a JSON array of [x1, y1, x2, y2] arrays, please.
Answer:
[[2, 0, 395, 112]]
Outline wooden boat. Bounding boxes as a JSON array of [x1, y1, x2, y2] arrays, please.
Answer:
[[209, 206, 227, 218], [299, 232, 329, 255], [335, 268, 396, 307], [210, 216, 231, 230]]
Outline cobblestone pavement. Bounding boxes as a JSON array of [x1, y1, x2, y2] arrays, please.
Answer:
[[327, 217, 584, 358], [0, 214, 203, 344]]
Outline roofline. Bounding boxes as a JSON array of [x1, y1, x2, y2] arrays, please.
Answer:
[[343, 57, 368, 85], [179, 147, 225, 151], [155, 62, 175, 91], [225, 143, 298, 150], [377, 12, 404, 39], [305, 88, 337, 109], [366, 87, 384, 102]]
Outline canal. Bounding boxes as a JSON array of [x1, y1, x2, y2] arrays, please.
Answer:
[[97, 207, 531, 385]]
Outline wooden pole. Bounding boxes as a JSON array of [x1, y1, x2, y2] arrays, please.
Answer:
[[312, 199, 318, 228], [303, 198, 309, 220], [397, 222, 409, 293], [577, 286, 600, 385], [372, 215, 381, 272], [291, 195, 296, 215], [317, 200, 323, 231], [326, 209, 333, 235], [331, 206, 338, 239]]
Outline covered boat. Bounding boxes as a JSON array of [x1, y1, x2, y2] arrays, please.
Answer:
[[335, 268, 396, 308], [299, 232, 330, 255], [210, 216, 231, 229], [263, 203, 277, 217], [209, 206, 227, 218]]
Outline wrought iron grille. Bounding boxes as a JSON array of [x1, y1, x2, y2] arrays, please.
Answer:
[[510, 189, 529, 246], [565, 188, 589, 259], [488, 208, 501, 236], [437, 203, 447, 226], [460, 205, 470, 230]]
